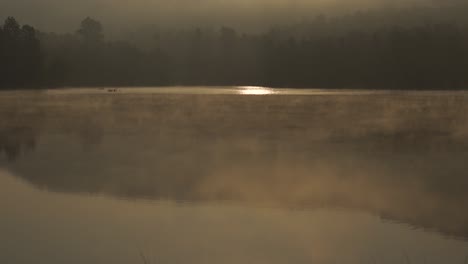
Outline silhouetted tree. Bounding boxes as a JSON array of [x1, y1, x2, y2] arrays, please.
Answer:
[[20, 25, 42, 85], [3, 9, 468, 89], [0, 17, 43, 88], [77, 17, 104, 43], [3, 17, 21, 39]]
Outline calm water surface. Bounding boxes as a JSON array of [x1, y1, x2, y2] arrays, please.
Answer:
[[1, 87, 468, 264]]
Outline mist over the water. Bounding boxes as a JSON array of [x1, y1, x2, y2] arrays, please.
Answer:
[[0, 0, 462, 34]]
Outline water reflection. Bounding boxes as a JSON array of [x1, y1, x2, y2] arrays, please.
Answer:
[[0, 89, 468, 263], [0, 127, 37, 161]]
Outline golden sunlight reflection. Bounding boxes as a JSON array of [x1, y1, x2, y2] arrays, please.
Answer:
[[238, 86, 275, 95]]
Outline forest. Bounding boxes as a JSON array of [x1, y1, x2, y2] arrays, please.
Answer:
[[1, 10, 468, 90]]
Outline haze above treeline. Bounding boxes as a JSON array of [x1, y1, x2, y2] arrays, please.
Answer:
[[1, 0, 468, 35]]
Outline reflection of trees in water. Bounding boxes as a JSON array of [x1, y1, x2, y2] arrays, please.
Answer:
[[0, 127, 37, 161], [0, 102, 106, 162], [7, 130, 468, 240], [0, 93, 46, 162], [1, 93, 468, 240], [8, 142, 468, 240], [73, 119, 104, 150]]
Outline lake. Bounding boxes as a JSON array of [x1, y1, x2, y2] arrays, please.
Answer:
[[1, 86, 468, 264]]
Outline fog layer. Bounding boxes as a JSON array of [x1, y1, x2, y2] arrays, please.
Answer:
[[0, 0, 452, 33]]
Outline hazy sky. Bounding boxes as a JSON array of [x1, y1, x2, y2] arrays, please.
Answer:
[[0, 0, 447, 33]]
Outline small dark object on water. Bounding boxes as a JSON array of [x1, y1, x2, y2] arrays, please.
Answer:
[[107, 88, 118, 93]]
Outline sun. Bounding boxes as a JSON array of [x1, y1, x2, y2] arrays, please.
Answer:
[[238, 86, 274, 95]]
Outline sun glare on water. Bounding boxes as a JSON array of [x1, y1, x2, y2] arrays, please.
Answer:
[[238, 86, 274, 95]]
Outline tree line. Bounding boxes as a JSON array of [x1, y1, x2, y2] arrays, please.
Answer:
[[1, 15, 468, 89]]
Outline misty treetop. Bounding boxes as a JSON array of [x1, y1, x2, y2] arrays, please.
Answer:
[[0, 17, 42, 88], [77, 17, 104, 43], [1, 13, 468, 90]]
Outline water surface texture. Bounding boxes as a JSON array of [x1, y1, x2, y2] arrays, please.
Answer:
[[1, 87, 468, 264]]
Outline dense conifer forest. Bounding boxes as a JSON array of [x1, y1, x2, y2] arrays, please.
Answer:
[[1, 9, 468, 89]]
